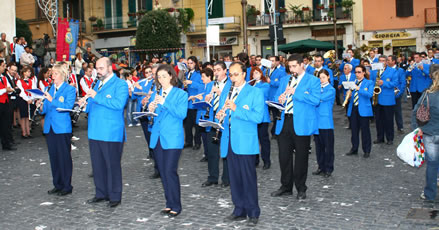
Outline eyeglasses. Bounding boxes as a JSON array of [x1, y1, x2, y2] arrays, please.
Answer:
[[355, 71, 363, 73], [229, 72, 242, 77]]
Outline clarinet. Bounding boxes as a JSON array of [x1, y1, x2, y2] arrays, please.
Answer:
[[212, 84, 234, 144], [204, 79, 218, 120], [31, 82, 54, 123], [277, 75, 295, 120], [141, 80, 155, 112], [149, 83, 161, 125], [72, 78, 99, 124]]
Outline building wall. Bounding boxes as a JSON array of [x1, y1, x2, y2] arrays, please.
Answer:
[[362, 0, 436, 31], [0, 0, 16, 41], [16, 0, 54, 39]]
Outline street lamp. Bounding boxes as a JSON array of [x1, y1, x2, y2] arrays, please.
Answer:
[[241, 0, 248, 53]]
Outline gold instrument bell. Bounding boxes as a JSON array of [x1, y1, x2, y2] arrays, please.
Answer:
[[324, 50, 336, 63]]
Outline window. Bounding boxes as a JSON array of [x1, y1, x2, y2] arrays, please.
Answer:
[[396, 0, 413, 17]]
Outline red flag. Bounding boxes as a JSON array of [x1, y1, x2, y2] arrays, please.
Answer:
[[56, 18, 71, 61]]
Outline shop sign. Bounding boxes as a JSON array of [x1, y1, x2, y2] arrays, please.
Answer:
[[368, 40, 383, 48], [195, 36, 238, 47], [372, 32, 411, 40], [392, 39, 416, 47]]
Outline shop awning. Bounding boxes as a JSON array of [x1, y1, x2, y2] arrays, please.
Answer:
[[278, 39, 343, 53]]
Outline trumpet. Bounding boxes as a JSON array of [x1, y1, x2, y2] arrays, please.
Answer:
[[72, 78, 99, 124], [212, 84, 234, 144], [342, 89, 352, 108]]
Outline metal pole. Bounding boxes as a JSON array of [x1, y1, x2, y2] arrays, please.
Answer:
[[241, 0, 248, 53], [206, 0, 210, 62], [333, 0, 338, 60], [272, 2, 278, 56]]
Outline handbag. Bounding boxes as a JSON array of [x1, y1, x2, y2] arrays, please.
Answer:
[[396, 129, 425, 168], [416, 92, 430, 126]]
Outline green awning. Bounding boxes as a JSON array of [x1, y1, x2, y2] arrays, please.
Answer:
[[278, 39, 343, 53]]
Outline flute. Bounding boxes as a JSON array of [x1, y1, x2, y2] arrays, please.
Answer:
[[212, 84, 234, 144]]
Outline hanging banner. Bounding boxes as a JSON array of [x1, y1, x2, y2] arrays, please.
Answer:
[[56, 18, 70, 61], [68, 20, 80, 60]]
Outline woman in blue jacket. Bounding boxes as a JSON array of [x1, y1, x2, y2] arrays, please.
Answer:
[[148, 65, 188, 217], [250, 67, 271, 170], [38, 64, 76, 196]]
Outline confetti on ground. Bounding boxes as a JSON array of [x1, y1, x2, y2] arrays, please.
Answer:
[[181, 223, 192, 226], [299, 207, 310, 211], [32, 174, 41, 177], [340, 203, 353, 207], [29, 159, 35, 162], [189, 194, 200, 198], [82, 161, 88, 165], [316, 197, 324, 202], [279, 206, 287, 210], [181, 184, 190, 187], [136, 218, 148, 222], [135, 136, 141, 138], [40, 162, 46, 165], [385, 165, 394, 168], [35, 225, 47, 230], [323, 185, 330, 189], [40, 202, 54, 206]]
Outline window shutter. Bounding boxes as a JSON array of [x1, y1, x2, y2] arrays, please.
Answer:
[[396, 0, 413, 17]]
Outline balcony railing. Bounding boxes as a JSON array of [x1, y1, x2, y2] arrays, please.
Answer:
[[248, 8, 352, 27], [92, 16, 138, 32], [189, 16, 241, 33], [425, 7, 439, 25]]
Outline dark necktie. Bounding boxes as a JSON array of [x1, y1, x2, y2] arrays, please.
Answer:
[[98, 83, 103, 90]]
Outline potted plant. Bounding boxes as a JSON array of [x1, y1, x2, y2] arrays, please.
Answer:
[[127, 11, 136, 17], [247, 5, 259, 26], [302, 6, 310, 11], [289, 4, 303, 22], [327, 10, 334, 20], [88, 16, 97, 22], [279, 7, 287, 13], [96, 18, 104, 30], [341, 0, 355, 18], [385, 43, 392, 51], [137, 10, 146, 18], [361, 44, 369, 52], [317, 4, 324, 10]]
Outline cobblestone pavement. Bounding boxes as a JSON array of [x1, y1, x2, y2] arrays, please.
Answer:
[[1, 99, 439, 229]]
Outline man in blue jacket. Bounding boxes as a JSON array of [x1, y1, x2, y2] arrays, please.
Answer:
[[388, 56, 406, 133], [407, 53, 431, 109], [340, 49, 360, 75], [216, 62, 264, 227], [82, 57, 129, 208], [265, 56, 287, 136], [271, 54, 321, 200]]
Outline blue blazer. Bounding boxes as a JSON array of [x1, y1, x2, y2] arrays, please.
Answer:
[[265, 66, 287, 101], [347, 79, 374, 117], [275, 73, 321, 136], [254, 81, 270, 123], [245, 67, 252, 82], [132, 78, 154, 112], [149, 87, 188, 149], [185, 70, 204, 109], [338, 73, 356, 97], [86, 75, 129, 142], [305, 65, 314, 75], [407, 64, 431, 93], [195, 81, 214, 130], [318, 84, 335, 129], [217, 83, 264, 158], [394, 67, 407, 98], [340, 58, 360, 75], [41, 83, 76, 134], [370, 67, 398, 106]]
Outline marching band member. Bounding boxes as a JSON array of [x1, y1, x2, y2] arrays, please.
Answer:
[[312, 69, 335, 178], [367, 50, 379, 64], [16, 65, 34, 138], [125, 70, 139, 127], [79, 66, 94, 97], [0, 60, 16, 151], [340, 49, 360, 75], [38, 64, 76, 196], [83, 57, 129, 208], [346, 65, 374, 158], [266, 56, 287, 137], [407, 52, 431, 109], [371, 55, 398, 145], [197, 68, 230, 187], [183, 56, 204, 150], [148, 64, 188, 217], [216, 62, 264, 227], [338, 64, 355, 128], [389, 55, 407, 133], [303, 56, 314, 75], [312, 54, 334, 85], [37, 68, 51, 91], [271, 54, 320, 200], [250, 67, 271, 170], [236, 52, 252, 82]]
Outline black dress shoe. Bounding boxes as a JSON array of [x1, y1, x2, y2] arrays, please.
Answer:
[[193, 144, 201, 150], [168, 211, 180, 217], [224, 214, 246, 222], [386, 141, 393, 145], [201, 181, 218, 187], [48, 188, 61, 195], [88, 172, 94, 178], [87, 197, 109, 204], [199, 156, 208, 162], [221, 182, 230, 188], [149, 172, 160, 179], [271, 188, 293, 197], [57, 190, 72, 196], [262, 162, 271, 170], [21, 135, 28, 139], [324, 172, 332, 178], [373, 140, 384, 144], [312, 169, 323, 175], [183, 143, 193, 148], [160, 209, 171, 215], [247, 217, 258, 227], [363, 152, 370, 158], [297, 191, 306, 200], [345, 150, 358, 156], [2, 146, 17, 151], [107, 201, 121, 208]]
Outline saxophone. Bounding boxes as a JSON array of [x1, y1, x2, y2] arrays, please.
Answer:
[[372, 69, 382, 106]]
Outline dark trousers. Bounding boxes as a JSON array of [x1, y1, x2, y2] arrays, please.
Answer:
[[350, 106, 371, 153], [89, 139, 124, 202], [227, 135, 260, 218], [140, 120, 158, 175], [394, 96, 403, 130], [411, 91, 423, 109], [200, 126, 208, 158], [334, 80, 341, 105], [277, 115, 310, 193], [206, 130, 229, 183], [256, 122, 271, 165], [314, 129, 334, 173], [269, 107, 280, 136], [376, 104, 395, 142], [154, 140, 182, 213], [0, 102, 12, 148], [46, 128, 73, 192], [184, 109, 201, 146]]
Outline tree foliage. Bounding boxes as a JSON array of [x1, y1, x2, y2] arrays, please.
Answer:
[[136, 10, 180, 55], [16, 18, 33, 45]]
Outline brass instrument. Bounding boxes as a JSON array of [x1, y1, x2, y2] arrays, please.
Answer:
[[342, 89, 352, 108], [323, 50, 336, 63], [372, 70, 382, 106], [212, 84, 234, 144], [394, 87, 400, 96]]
